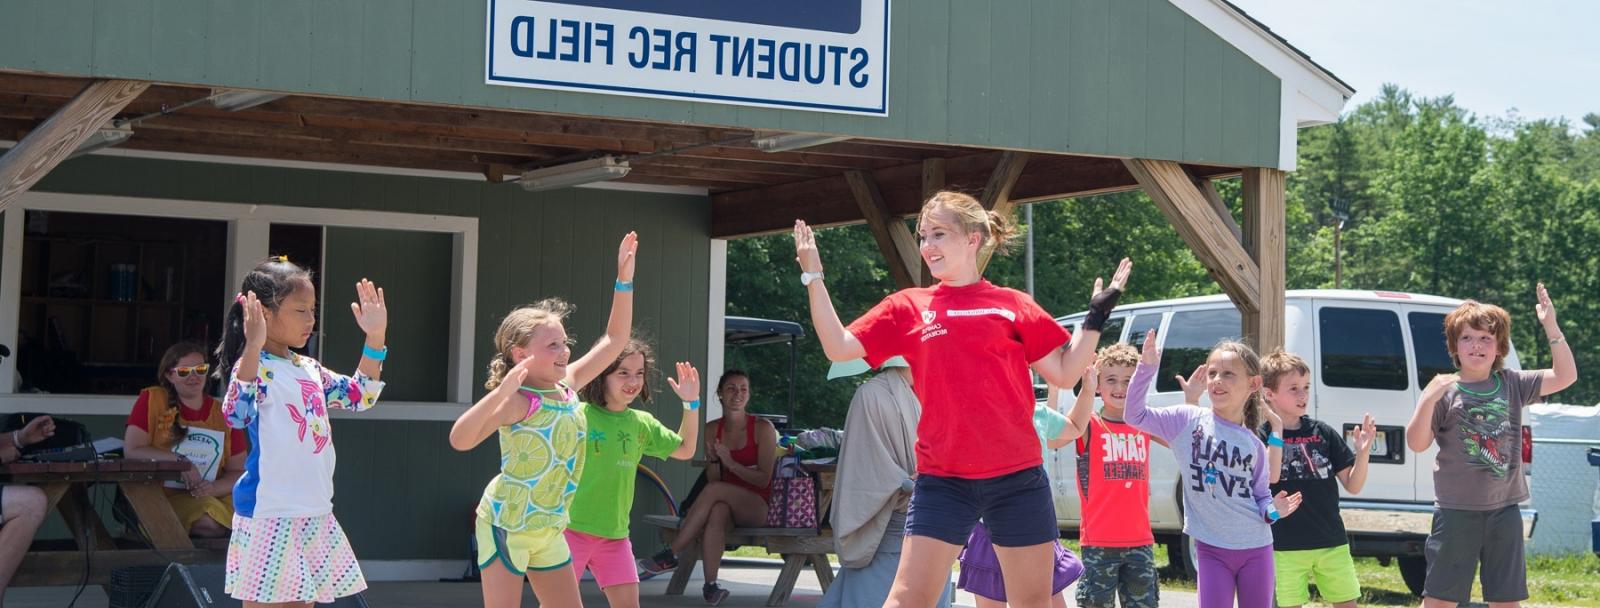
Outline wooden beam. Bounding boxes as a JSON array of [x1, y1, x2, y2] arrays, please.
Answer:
[[0, 79, 147, 212], [1242, 167, 1287, 352], [712, 153, 1214, 238], [979, 151, 1031, 213], [918, 158, 946, 285], [846, 170, 921, 289], [1123, 158, 1261, 311], [977, 151, 1031, 272]]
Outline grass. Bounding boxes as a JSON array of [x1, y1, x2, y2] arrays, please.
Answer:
[[727, 542, 1600, 606]]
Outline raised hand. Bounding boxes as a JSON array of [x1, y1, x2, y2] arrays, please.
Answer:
[[1535, 282, 1558, 329], [667, 362, 701, 401], [792, 220, 823, 274], [1273, 490, 1304, 519], [1176, 363, 1209, 405], [350, 279, 388, 337], [1263, 403, 1284, 433], [1353, 413, 1377, 455], [241, 291, 268, 351], [616, 231, 639, 283], [1090, 258, 1133, 299], [1081, 363, 1099, 394], [1138, 329, 1161, 367]]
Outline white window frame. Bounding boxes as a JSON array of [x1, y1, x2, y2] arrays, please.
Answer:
[[0, 191, 478, 421]]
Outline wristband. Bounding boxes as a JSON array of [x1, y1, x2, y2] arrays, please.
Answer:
[[1081, 287, 1123, 332], [1550, 335, 1566, 346], [10, 430, 21, 449], [1267, 433, 1284, 448], [362, 344, 387, 361], [1267, 506, 1281, 522], [684, 400, 701, 411], [614, 279, 634, 292]]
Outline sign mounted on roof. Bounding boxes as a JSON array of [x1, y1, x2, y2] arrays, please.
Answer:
[[486, 0, 890, 116]]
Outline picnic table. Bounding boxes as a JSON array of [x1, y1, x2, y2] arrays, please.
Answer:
[[649, 460, 839, 606], [0, 459, 224, 585]]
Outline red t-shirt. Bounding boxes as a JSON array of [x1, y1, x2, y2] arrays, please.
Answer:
[[127, 392, 250, 456], [1075, 415, 1154, 547], [847, 280, 1069, 479]]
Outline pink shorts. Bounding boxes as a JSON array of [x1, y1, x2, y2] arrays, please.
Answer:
[[564, 529, 641, 588]]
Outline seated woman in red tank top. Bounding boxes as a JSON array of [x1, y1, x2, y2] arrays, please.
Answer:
[[639, 370, 776, 605]]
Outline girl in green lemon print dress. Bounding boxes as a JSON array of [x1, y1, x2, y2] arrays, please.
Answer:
[[450, 232, 638, 608]]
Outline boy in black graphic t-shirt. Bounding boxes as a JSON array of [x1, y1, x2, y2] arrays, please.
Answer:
[[1256, 350, 1375, 608]]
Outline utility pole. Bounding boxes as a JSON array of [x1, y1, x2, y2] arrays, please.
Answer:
[[1331, 196, 1352, 289]]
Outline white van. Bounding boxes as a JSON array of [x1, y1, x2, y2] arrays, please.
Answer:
[[1050, 289, 1536, 595]]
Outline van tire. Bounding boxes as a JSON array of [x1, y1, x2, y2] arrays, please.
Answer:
[[1166, 535, 1199, 580], [1397, 555, 1427, 597]]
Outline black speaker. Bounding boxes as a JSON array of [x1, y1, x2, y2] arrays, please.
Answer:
[[143, 563, 370, 608]]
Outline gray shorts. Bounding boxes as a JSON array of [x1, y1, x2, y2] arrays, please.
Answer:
[[1424, 505, 1527, 603]]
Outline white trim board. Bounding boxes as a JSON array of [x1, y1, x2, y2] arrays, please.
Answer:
[[1170, 0, 1356, 170], [0, 394, 470, 422], [0, 191, 480, 411]]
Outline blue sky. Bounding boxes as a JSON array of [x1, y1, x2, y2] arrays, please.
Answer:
[[1226, 0, 1600, 125]]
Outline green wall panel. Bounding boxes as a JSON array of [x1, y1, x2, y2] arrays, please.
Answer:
[[15, 154, 711, 560], [0, 0, 1289, 167]]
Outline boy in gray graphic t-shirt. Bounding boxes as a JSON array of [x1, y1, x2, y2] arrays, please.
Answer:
[[1405, 285, 1577, 608]]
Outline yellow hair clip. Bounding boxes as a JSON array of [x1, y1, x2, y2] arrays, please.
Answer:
[[272, 255, 289, 263]]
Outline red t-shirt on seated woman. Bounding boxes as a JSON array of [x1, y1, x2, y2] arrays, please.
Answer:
[[847, 279, 1069, 479]]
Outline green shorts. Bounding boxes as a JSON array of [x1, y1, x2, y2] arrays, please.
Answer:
[[1273, 544, 1360, 605], [475, 518, 571, 576]]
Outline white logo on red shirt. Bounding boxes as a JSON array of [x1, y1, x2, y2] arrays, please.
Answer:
[[921, 309, 936, 324], [946, 307, 1017, 321]]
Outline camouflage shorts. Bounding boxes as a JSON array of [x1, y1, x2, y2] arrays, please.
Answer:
[[1075, 544, 1159, 608]]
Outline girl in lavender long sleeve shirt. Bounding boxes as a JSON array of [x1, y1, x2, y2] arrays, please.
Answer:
[[1122, 331, 1300, 608]]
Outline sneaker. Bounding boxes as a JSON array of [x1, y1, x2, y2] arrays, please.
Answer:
[[702, 582, 730, 606], [637, 549, 678, 577]]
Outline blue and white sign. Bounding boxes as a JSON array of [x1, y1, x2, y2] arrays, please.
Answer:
[[486, 0, 890, 116]]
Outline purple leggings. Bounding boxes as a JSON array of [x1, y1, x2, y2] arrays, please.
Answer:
[[1194, 540, 1274, 608]]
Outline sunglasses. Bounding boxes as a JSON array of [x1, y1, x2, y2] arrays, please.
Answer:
[[172, 364, 210, 378]]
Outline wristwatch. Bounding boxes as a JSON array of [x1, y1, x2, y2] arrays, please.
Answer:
[[800, 271, 826, 286]]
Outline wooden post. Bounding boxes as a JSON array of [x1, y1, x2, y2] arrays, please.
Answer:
[[1123, 158, 1261, 311], [917, 158, 946, 285], [0, 80, 148, 212], [976, 151, 1030, 273], [1242, 168, 1286, 352], [845, 170, 921, 290]]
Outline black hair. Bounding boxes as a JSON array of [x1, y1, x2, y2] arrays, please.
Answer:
[[717, 369, 751, 393], [214, 258, 315, 385]]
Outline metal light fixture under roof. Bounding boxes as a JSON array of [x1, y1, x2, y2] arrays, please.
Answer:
[[66, 124, 134, 159], [210, 89, 287, 112], [750, 132, 851, 153], [518, 155, 631, 191]]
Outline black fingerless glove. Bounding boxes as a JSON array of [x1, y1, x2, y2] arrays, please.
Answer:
[[1082, 287, 1123, 332]]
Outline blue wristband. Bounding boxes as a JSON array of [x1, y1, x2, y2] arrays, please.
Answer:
[[363, 344, 387, 361], [614, 279, 634, 292], [684, 400, 701, 411], [1267, 433, 1284, 447], [1267, 506, 1281, 522]]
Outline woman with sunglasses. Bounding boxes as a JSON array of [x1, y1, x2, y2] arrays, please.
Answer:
[[123, 342, 250, 538]]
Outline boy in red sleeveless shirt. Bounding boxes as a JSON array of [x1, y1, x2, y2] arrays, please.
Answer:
[[1069, 344, 1162, 608]]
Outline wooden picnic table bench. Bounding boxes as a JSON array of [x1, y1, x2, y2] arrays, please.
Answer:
[[0, 459, 226, 586], [643, 513, 836, 607]]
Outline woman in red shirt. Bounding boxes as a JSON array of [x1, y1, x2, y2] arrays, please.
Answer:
[[792, 190, 1130, 608]]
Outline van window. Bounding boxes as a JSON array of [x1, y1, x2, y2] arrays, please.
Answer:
[[1156, 309, 1241, 393], [1408, 312, 1455, 389], [1128, 313, 1162, 348], [1319, 307, 1408, 390], [1095, 317, 1127, 350]]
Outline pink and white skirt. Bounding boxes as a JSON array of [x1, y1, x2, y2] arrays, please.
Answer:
[[226, 513, 367, 603]]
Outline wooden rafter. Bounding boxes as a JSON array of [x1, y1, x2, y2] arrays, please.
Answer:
[[1123, 158, 1261, 311], [976, 151, 1031, 272], [918, 158, 946, 285], [1195, 175, 1243, 243], [0, 79, 148, 212], [846, 170, 921, 290]]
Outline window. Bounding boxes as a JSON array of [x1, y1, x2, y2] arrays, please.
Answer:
[[1155, 308, 1241, 393], [15, 211, 227, 395], [1319, 307, 1408, 390], [1094, 317, 1126, 351], [1409, 312, 1455, 389], [1127, 313, 1163, 349]]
